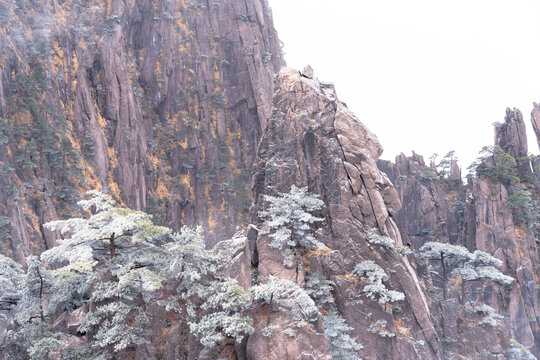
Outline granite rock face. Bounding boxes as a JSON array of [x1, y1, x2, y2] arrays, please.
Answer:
[[1, 1, 539, 359], [0, 0, 284, 261], [378, 153, 464, 250], [249, 68, 443, 360], [495, 108, 528, 159], [532, 103, 540, 149], [379, 105, 540, 358]]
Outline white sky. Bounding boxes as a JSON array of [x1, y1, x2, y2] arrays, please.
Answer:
[[268, 0, 540, 171]]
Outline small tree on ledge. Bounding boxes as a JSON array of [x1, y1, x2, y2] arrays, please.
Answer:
[[259, 185, 324, 267], [420, 242, 513, 302]]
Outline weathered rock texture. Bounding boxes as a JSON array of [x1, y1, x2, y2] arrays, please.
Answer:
[[0, 0, 284, 262], [379, 105, 540, 358], [495, 108, 528, 159], [249, 68, 443, 360], [378, 153, 464, 250], [532, 103, 540, 150], [1, 1, 539, 359]]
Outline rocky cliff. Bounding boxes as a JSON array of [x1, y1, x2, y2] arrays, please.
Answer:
[[379, 107, 540, 358], [0, 0, 283, 263], [0, 1, 538, 359], [248, 67, 444, 360]]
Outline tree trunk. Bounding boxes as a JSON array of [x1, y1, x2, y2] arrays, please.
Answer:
[[440, 253, 447, 300], [36, 266, 45, 321], [110, 232, 116, 259]]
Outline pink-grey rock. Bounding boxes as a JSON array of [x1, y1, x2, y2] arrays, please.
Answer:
[[66, 304, 88, 334], [495, 107, 528, 159], [250, 67, 442, 359]]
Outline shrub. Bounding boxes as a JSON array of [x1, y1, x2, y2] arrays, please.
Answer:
[[467, 303, 503, 327], [506, 340, 536, 360], [368, 319, 395, 338], [471, 146, 520, 186], [352, 261, 404, 304], [366, 229, 394, 249], [420, 169, 440, 180], [396, 246, 412, 256]]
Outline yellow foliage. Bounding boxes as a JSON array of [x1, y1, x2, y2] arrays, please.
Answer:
[[155, 181, 171, 199], [337, 274, 359, 283], [515, 227, 526, 240], [304, 246, 335, 259], [394, 318, 411, 338]]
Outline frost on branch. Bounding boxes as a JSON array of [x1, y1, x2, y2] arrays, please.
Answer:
[[251, 276, 319, 322], [41, 191, 171, 352], [366, 228, 394, 249], [0, 253, 24, 311], [259, 185, 324, 267], [161, 226, 253, 347], [352, 261, 404, 304], [305, 272, 335, 306], [324, 307, 363, 360]]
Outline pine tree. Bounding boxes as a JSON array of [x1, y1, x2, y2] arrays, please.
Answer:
[[0, 253, 24, 311], [160, 226, 253, 348], [259, 185, 324, 267], [352, 260, 404, 304], [324, 308, 363, 360], [1, 255, 65, 360], [420, 242, 513, 303], [3, 191, 254, 356], [16, 255, 54, 322], [251, 276, 320, 324], [42, 190, 171, 353], [419, 242, 474, 299], [304, 272, 363, 359], [452, 250, 513, 304]]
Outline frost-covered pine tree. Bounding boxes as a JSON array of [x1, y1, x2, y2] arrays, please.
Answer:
[[420, 242, 514, 302], [189, 277, 254, 347], [452, 250, 513, 304], [324, 308, 363, 360], [305, 272, 335, 306], [506, 340, 537, 360], [160, 226, 253, 349], [366, 228, 394, 249], [251, 276, 320, 325], [4, 319, 65, 360], [304, 272, 363, 359], [16, 255, 54, 322], [467, 303, 504, 327], [259, 185, 324, 267], [42, 190, 171, 354], [0, 253, 24, 311], [419, 242, 474, 299], [352, 260, 404, 304], [0, 255, 69, 360]]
